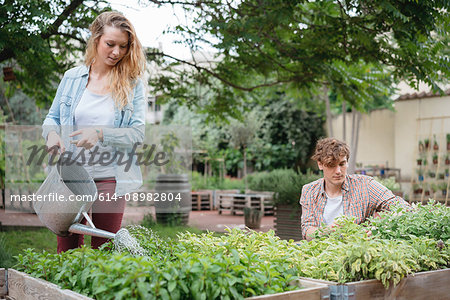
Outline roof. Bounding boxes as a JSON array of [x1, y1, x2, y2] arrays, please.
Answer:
[[396, 88, 450, 101]]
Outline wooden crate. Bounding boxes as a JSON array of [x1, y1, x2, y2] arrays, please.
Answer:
[[302, 268, 450, 300], [246, 279, 329, 299], [2, 269, 92, 300], [191, 190, 213, 211], [217, 192, 274, 216]]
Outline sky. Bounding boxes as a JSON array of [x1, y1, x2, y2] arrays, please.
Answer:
[[108, 0, 199, 59]]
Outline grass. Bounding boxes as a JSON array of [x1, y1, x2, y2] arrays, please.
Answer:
[[0, 228, 57, 268], [0, 213, 206, 268]]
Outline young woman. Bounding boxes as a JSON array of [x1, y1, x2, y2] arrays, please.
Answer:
[[42, 11, 146, 253]]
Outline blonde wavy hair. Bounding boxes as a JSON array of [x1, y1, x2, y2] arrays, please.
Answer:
[[85, 11, 146, 110]]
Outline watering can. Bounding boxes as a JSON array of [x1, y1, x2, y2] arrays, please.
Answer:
[[33, 159, 116, 240]]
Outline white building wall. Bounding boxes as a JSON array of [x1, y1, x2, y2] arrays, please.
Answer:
[[331, 94, 450, 182]]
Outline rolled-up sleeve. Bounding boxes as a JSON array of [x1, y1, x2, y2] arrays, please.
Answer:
[[300, 185, 318, 239]]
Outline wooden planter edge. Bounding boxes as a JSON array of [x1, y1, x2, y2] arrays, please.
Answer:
[[1, 269, 331, 300], [246, 278, 329, 299], [299, 267, 450, 300], [2, 269, 92, 300]]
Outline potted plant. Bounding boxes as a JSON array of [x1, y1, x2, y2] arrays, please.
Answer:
[[417, 158, 422, 166], [417, 169, 424, 182], [447, 134, 450, 150], [445, 155, 450, 165], [438, 172, 445, 180], [439, 182, 448, 197], [424, 184, 430, 196], [432, 153, 438, 165], [433, 135, 439, 151], [424, 138, 430, 150], [446, 168, 450, 177], [418, 141, 425, 153], [413, 183, 422, 195], [428, 170, 436, 178], [431, 183, 439, 195]]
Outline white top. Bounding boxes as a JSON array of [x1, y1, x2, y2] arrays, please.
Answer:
[[323, 193, 344, 225], [74, 89, 116, 179]]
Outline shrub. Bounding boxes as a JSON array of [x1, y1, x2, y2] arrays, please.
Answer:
[[247, 169, 320, 206], [191, 171, 245, 191]]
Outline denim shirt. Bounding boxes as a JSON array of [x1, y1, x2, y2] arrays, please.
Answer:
[[42, 65, 146, 196]]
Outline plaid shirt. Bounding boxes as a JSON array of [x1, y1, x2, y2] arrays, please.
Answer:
[[299, 174, 410, 239]]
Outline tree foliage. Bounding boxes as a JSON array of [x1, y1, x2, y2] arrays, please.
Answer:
[[0, 0, 109, 106], [164, 88, 325, 173], [146, 0, 449, 118]]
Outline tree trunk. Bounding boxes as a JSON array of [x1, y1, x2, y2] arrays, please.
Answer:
[[323, 85, 333, 137], [348, 107, 361, 174], [342, 101, 346, 141], [243, 146, 248, 191]]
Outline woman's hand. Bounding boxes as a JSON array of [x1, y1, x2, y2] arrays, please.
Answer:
[[46, 131, 65, 155], [69, 128, 101, 150]]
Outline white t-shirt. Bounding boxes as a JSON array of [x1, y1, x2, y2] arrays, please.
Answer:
[[323, 193, 344, 225], [74, 88, 116, 179]]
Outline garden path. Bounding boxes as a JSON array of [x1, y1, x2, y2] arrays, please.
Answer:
[[0, 205, 274, 233]]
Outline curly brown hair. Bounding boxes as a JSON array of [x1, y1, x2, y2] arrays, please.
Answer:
[[311, 138, 350, 167]]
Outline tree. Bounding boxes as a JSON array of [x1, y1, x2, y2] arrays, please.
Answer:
[[163, 87, 326, 175], [145, 0, 449, 171], [0, 0, 109, 106]]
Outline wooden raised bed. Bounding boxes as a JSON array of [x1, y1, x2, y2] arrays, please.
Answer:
[[274, 204, 302, 241], [0, 268, 92, 300], [0, 268, 330, 300], [302, 268, 450, 300], [247, 279, 329, 299]]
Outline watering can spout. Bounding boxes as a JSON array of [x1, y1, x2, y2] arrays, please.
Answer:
[[69, 223, 116, 240]]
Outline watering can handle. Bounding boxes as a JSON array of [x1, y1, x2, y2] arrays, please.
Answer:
[[82, 211, 96, 229]]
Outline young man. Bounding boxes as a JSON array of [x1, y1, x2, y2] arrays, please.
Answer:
[[300, 138, 410, 241]]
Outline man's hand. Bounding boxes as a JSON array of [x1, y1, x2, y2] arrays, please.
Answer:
[[305, 222, 340, 241]]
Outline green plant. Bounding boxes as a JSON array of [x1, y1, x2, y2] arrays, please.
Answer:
[[191, 171, 245, 190], [438, 182, 448, 191], [431, 183, 439, 193], [14, 202, 450, 297], [247, 169, 320, 206], [16, 229, 303, 299], [368, 201, 450, 241], [432, 153, 438, 162], [374, 176, 401, 192], [418, 141, 425, 152]]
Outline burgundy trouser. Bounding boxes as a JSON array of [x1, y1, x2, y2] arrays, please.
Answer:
[[57, 178, 126, 253]]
